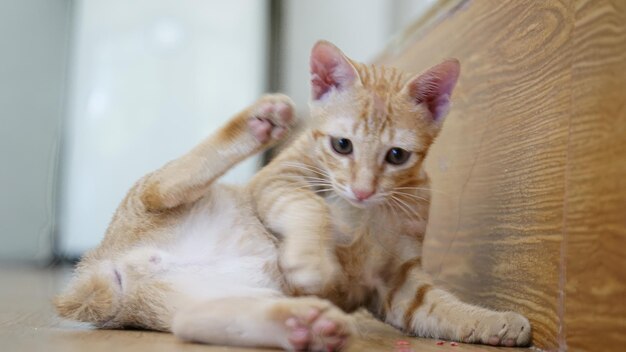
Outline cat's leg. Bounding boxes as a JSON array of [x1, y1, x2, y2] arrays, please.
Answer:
[[139, 94, 295, 211], [249, 176, 340, 294], [54, 260, 124, 326], [172, 296, 354, 351], [249, 154, 343, 294], [379, 259, 531, 347], [55, 248, 176, 330]]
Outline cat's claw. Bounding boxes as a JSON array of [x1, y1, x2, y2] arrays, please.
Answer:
[[462, 311, 531, 347], [249, 94, 296, 144]]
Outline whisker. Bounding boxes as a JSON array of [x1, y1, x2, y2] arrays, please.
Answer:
[[293, 183, 333, 192], [282, 173, 329, 182], [281, 161, 329, 178], [391, 193, 428, 221], [394, 186, 448, 196], [292, 178, 331, 184], [295, 162, 329, 176], [388, 196, 414, 219], [391, 190, 430, 203], [380, 198, 394, 215], [284, 165, 327, 178], [283, 174, 328, 181], [390, 195, 424, 221], [311, 188, 336, 195], [392, 194, 421, 212], [301, 178, 331, 184]]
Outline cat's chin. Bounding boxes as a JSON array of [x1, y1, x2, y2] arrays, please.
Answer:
[[346, 201, 367, 209]]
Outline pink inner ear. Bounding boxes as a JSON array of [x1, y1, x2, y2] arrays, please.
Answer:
[[310, 41, 357, 100], [408, 60, 460, 121]]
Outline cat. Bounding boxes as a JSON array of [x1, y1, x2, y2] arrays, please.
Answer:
[[248, 41, 531, 348], [55, 40, 531, 351]]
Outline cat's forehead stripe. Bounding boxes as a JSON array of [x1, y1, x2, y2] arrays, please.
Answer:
[[356, 64, 407, 95]]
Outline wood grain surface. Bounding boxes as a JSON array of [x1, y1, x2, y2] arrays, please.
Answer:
[[564, 1, 626, 351], [378, 0, 626, 351]]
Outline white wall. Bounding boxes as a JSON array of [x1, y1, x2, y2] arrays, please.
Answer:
[[58, 0, 268, 257], [0, 0, 436, 261], [0, 0, 72, 262], [392, 0, 440, 32]]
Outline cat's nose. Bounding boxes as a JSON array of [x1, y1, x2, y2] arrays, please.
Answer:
[[352, 188, 375, 201]]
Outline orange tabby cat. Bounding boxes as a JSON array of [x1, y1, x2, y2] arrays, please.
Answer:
[[251, 41, 530, 347], [56, 41, 531, 350]]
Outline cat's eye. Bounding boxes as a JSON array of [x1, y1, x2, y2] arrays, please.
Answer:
[[330, 137, 353, 155], [385, 147, 411, 165]]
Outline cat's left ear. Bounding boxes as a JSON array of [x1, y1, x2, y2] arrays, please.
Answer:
[[403, 59, 460, 123]]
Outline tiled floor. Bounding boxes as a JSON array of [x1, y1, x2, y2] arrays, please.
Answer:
[[0, 266, 528, 352]]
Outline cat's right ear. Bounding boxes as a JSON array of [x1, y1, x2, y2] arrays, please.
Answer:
[[310, 41, 360, 101], [403, 59, 460, 124]]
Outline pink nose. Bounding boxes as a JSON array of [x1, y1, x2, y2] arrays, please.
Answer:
[[353, 188, 375, 201]]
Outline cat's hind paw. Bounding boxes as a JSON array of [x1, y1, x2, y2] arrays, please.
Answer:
[[279, 298, 354, 351]]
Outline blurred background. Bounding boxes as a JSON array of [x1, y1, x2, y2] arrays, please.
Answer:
[[0, 0, 438, 263]]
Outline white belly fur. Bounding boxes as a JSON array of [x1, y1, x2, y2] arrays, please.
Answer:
[[122, 185, 282, 302]]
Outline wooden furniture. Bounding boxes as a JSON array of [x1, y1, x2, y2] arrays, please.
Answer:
[[379, 1, 626, 350]]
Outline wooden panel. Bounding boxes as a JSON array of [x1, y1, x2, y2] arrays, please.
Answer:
[[564, 0, 626, 351], [380, 0, 626, 350], [380, 1, 573, 349]]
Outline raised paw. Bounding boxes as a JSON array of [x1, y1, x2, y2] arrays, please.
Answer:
[[280, 298, 354, 351], [466, 311, 531, 347], [248, 94, 296, 144]]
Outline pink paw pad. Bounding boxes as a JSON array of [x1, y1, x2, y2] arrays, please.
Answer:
[[249, 98, 294, 144], [503, 338, 516, 347], [249, 118, 273, 143], [488, 336, 500, 345], [285, 308, 349, 351]]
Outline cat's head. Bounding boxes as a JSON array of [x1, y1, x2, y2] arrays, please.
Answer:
[[308, 41, 459, 209]]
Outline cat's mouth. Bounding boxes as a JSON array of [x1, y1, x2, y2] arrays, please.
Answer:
[[346, 198, 374, 209], [337, 189, 382, 209], [325, 182, 383, 209]]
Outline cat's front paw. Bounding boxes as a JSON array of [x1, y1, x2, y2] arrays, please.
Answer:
[[281, 250, 341, 295], [463, 311, 531, 347], [248, 94, 296, 145]]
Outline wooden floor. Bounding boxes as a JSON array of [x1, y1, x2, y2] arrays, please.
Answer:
[[0, 265, 530, 352]]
